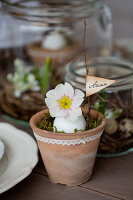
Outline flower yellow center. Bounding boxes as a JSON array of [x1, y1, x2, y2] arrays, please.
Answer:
[[58, 96, 72, 110]]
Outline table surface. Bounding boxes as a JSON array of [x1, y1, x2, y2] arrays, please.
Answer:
[[0, 115, 133, 200]]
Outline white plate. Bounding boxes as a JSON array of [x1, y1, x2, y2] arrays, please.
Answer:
[[0, 123, 38, 194], [0, 140, 5, 160]]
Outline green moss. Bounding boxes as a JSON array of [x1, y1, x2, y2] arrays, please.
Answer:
[[37, 112, 103, 133], [74, 128, 83, 133], [53, 126, 65, 133], [37, 112, 54, 131], [86, 115, 103, 130]]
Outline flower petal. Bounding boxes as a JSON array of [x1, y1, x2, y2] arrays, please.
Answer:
[[64, 82, 74, 98], [45, 83, 84, 119], [45, 98, 57, 108], [46, 89, 56, 99], [71, 98, 84, 109], [49, 107, 68, 118], [66, 107, 82, 121], [55, 83, 64, 99], [74, 89, 85, 99]]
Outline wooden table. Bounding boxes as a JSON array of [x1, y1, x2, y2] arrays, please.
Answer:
[[0, 115, 133, 200]]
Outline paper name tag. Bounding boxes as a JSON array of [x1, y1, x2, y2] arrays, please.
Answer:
[[86, 75, 116, 97]]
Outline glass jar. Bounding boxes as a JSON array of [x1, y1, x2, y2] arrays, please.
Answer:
[[1, 0, 113, 67], [0, 0, 112, 121], [66, 57, 133, 154]]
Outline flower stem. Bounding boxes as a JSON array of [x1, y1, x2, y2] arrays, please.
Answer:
[[83, 20, 88, 74], [83, 20, 90, 124]]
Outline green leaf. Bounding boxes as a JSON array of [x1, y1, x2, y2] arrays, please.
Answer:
[[41, 58, 51, 94], [33, 66, 40, 85], [97, 89, 105, 114], [23, 73, 28, 83]]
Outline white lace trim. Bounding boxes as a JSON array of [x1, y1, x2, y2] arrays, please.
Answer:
[[34, 131, 103, 146]]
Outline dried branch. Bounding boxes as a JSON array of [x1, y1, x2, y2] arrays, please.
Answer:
[[83, 20, 89, 74], [83, 20, 90, 124]]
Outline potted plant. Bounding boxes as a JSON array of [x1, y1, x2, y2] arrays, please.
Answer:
[[27, 30, 80, 68], [30, 82, 107, 186], [30, 20, 116, 186]]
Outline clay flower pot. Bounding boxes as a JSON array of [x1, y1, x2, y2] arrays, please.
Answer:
[[30, 108, 106, 186], [27, 41, 80, 68]]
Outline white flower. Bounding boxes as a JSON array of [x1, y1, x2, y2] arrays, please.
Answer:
[[14, 90, 22, 98], [7, 73, 13, 82], [14, 59, 32, 74], [14, 59, 24, 70], [27, 74, 40, 91], [27, 74, 36, 83], [45, 82, 84, 121]]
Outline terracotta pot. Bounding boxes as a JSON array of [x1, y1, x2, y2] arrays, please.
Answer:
[[30, 108, 106, 186], [27, 41, 80, 68]]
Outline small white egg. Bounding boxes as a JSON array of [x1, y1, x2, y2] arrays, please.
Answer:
[[53, 115, 86, 133], [0, 140, 5, 160], [42, 32, 67, 50]]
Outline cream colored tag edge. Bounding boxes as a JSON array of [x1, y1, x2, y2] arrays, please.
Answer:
[[86, 75, 116, 97]]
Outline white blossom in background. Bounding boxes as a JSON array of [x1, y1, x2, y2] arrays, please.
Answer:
[[7, 59, 40, 98], [14, 59, 32, 74], [27, 74, 40, 91]]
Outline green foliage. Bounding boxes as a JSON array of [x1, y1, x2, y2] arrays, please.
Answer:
[[112, 108, 122, 119], [41, 58, 51, 94], [97, 90, 105, 114], [86, 115, 103, 130], [37, 112, 103, 133], [37, 112, 54, 132], [53, 126, 65, 133], [33, 66, 40, 84], [74, 128, 83, 133]]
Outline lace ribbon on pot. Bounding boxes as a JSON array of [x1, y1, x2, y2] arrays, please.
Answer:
[[33, 131, 103, 146]]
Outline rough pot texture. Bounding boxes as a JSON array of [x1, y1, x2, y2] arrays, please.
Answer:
[[30, 108, 106, 186]]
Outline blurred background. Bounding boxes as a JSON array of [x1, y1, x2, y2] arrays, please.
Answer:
[[0, 0, 133, 155], [106, 0, 133, 39]]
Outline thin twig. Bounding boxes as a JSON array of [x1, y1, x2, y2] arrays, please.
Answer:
[[83, 20, 90, 125], [83, 20, 89, 74]]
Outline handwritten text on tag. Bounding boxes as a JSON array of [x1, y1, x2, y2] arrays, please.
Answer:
[[86, 75, 116, 97]]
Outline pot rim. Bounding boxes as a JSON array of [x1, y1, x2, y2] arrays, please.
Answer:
[[30, 108, 106, 140], [27, 41, 80, 53]]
